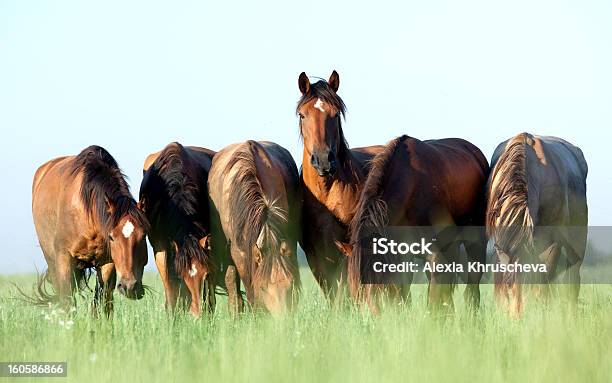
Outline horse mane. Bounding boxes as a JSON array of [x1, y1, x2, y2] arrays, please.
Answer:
[[139, 142, 208, 273], [71, 145, 148, 238], [347, 135, 409, 297], [296, 80, 352, 166], [225, 141, 296, 284], [486, 133, 534, 255]]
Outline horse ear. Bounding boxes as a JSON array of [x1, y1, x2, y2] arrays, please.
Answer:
[[334, 240, 352, 257], [199, 235, 212, 252], [298, 72, 310, 94], [328, 70, 339, 92]]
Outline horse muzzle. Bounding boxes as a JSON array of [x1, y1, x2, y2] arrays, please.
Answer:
[[310, 151, 337, 177], [117, 279, 145, 300]]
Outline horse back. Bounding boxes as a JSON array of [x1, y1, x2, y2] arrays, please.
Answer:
[[32, 155, 91, 260], [185, 146, 216, 172], [529, 135, 587, 226], [362, 136, 488, 226], [32, 156, 72, 196], [489, 133, 587, 229], [406, 137, 489, 223], [210, 141, 298, 209], [140, 143, 215, 245], [350, 145, 385, 172]]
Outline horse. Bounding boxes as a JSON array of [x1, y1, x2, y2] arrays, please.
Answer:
[[486, 133, 588, 316], [208, 140, 301, 316], [31, 145, 149, 315], [297, 71, 384, 301], [335, 135, 489, 314], [139, 142, 216, 317]]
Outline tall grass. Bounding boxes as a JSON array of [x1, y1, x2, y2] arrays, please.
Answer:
[[0, 272, 610, 383]]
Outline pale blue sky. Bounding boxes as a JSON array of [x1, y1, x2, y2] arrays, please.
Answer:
[[1, 1, 611, 272]]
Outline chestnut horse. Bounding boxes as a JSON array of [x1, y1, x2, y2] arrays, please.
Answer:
[[297, 71, 383, 300], [336, 135, 489, 314], [487, 133, 588, 315], [32, 146, 149, 315], [139, 142, 216, 317], [208, 141, 300, 316]]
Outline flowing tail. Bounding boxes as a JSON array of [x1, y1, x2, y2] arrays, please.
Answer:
[[486, 133, 535, 255]]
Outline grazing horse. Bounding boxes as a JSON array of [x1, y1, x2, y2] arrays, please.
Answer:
[[297, 71, 384, 300], [32, 146, 149, 315], [208, 141, 301, 315], [336, 135, 489, 314], [139, 142, 216, 317], [486, 133, 588, 315]]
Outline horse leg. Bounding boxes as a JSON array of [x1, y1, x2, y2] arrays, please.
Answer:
[[464, 238, 486, 311], [426, 250, 455, 314], [532, 242, 560, 304], [303, 238, 345, 304], [93, 263, 116, 317], [225, 265, 243, 318], [53, 252, 76, 307], [562, 243, 584, 310], [564, 258, 582, 310], [304, 246, 332, 296], [154, 250, 180, 311], [203, 275, 216, 315], [561, 226, 587, 309]]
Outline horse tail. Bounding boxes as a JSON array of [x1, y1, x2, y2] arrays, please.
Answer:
[[225, 141, 290, 285], [13, 269, 60, 307], [486, 133, 535, 254], [348, 135, 409, 299]]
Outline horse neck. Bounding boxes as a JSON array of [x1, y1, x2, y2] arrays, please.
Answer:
[[301, 148, 364, 207]]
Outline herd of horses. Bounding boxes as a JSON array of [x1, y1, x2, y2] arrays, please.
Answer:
[[30, 71, 589, 318]]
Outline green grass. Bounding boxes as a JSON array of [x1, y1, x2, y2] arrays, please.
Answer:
[[0, 271, 611, 383]]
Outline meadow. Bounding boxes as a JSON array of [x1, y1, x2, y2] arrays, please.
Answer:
[[0, 271, 610, 383]]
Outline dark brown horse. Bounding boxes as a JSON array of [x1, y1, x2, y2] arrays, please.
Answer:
[[487, 133, 588, 316], [32, 146, 149, 315], [208, 141, 301, 316], [336, 135, 489, 314], [297, 71, 383, 300], [139, 142, 216, 317]]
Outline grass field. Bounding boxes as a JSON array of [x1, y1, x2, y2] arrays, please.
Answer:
[[0, 271, 611, 383]]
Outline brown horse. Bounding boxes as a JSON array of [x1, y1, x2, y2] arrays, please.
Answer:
[[297, 71, 383, 300], [32, 145, 149, 315], [336, 135, 489, 314], [208, 141, 301, 316], [486, 133, 588, 315], [139, 142, 216, 317]]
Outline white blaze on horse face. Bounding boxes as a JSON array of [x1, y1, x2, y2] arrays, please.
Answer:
[[189, 263, 198, 277], [122, 220, 135, 238], [314, 98, 326, 112]]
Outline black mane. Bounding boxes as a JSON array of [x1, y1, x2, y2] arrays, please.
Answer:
[[71, 145, 148, 237], [139, 142, 209, 273], [347, 135, 409, 295]]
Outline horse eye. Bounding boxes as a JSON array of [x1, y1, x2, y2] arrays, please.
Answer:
[[299, 113, 305, 119]]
